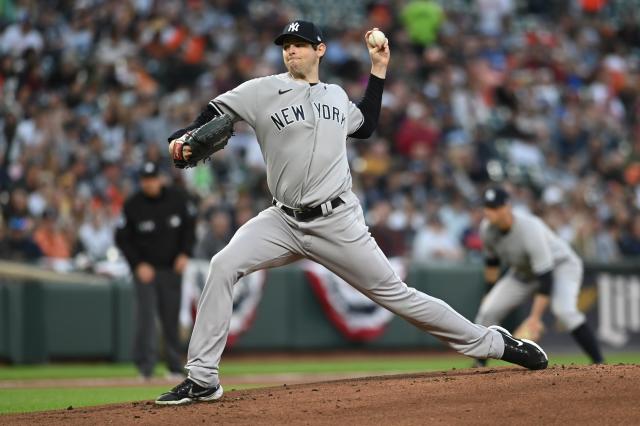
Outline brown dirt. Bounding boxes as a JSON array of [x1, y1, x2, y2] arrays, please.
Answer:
[[4, 364, 639, 425]]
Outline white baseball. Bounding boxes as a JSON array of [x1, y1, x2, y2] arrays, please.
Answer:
[[367, 30, 386, 48]]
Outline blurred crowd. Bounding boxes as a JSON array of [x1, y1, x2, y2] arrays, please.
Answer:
[[1, 0, 639, 275]]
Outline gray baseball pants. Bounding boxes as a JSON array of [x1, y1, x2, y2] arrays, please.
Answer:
[[186, 191, 505, 387], [475, 259, 586, 331]]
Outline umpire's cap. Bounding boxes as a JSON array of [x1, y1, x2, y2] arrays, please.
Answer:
[[274, 20, 324, 46], [483, 186, 510, 208], [140, 161, 160, 178]]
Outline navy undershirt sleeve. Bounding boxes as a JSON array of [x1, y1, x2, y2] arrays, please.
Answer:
[[536, 270, 553, 296], [349, 74, 385, 139], [485, 257, 501, 267], [168, 103, 223, 142]]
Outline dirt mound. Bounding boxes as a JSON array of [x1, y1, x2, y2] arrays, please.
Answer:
[[5, 364, 639, 425]]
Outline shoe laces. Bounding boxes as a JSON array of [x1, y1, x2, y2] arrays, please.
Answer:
[[504, 334, 527, 351], [171, 379, 193, 394], [501, 333, 536, 359]]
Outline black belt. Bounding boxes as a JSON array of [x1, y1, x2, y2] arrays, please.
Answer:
[[273, 197, 344, 221]]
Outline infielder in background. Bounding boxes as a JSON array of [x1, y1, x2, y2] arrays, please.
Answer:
[[156, 21, 548, 405], [474, 186, 604, 367]]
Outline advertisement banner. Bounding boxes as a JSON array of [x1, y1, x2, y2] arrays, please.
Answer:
[[541, 262, 640, 350]]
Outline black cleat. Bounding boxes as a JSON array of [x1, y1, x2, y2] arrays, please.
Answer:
[[490, 325, 548, 370], [155, 378, 223, 405]]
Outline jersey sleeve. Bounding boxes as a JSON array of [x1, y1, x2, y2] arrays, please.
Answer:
[[213, 78, 262, 127], [346, 100, 365, 136], [524, 220, 554, 274]]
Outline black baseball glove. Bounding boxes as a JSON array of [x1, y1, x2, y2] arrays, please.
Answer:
[[171, 114, 234, 169]]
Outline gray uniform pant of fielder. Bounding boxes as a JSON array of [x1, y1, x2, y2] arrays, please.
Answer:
[[186, 191, 505, 387], [475, 258, 585, 331]]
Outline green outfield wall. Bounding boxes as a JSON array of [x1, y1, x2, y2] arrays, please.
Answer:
[[0, 260, 638, 364]]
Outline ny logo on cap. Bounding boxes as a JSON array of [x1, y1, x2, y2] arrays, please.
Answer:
[[485, 189, 496, 201], [288, 22, 299, 32]]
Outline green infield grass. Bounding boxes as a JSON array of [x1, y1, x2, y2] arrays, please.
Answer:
[[0, 384, 261, 415]]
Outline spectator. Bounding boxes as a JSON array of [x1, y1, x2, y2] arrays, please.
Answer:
[[368, 200, 407, 258], [474, 0, 514, 36], [439, 192, 471, 241], [594, 218, 621, 262], [0, 217, 42, 261], [94, 26, 136, 66], [33, 209, 72, 260], [461, 208, 484, 261], [3, 188, 31, 225], [412, 215, 463, 263], [400, 0, 444, 50], [0, 15, 43, 57], [78, 205, 116, 262], [619, 215, 640, 256], [193, 208, 233, 260], [395, 101, 440, 157]]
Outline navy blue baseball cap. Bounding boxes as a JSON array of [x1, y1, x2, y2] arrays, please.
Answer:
[[483, 186, 510, 208], [140, 161, 160, 178], [274, 20, 324, 46]]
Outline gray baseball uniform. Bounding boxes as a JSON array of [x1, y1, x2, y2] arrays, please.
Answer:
[[475, 210, 585, 331], [184, 72, 506, 388]]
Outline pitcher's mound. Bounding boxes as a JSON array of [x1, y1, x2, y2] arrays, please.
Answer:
[[6, 364, 640, 425]]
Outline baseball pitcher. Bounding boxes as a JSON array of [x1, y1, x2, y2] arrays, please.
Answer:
[[156, 21, 549, 405]]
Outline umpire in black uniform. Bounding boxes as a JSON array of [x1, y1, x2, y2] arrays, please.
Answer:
[[116, 161, 196, 379]]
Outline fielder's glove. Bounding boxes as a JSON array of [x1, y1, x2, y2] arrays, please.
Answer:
[[171, 114, 234, 169], [514, 318, 545, 342]]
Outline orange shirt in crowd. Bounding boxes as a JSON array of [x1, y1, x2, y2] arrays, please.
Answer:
[[33, 228, 71, 259], [581, 0, 607, 13]]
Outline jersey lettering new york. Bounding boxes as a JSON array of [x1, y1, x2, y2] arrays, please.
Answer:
[[270, 103, 346, 131], [270, 104, 305, 131], [312, 103, 346, 127], [212, 73, 364, 207]]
